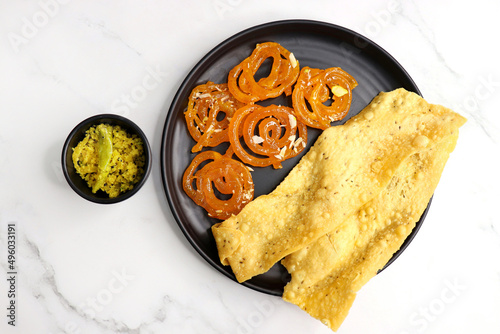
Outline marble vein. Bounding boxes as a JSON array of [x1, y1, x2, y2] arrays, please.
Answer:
[[400, 1, 461, 78], [78, 16, 142, 57], [22, 233, 137, 333], [396, 1, 499, 143]]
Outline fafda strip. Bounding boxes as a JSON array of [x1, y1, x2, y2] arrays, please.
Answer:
[[212, 88, 466, 284]]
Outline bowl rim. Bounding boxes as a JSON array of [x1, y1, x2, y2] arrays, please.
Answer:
[[61, 113, 152, 204]]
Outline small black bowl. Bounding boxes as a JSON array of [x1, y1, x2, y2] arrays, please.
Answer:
[[62, 114, 152, 204]]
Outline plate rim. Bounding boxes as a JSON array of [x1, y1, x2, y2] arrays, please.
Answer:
[[160, 19, 425, 296]]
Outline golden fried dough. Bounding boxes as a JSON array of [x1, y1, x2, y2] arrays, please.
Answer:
[[281, 132, 460, 331], [212, 88, 466, 285]]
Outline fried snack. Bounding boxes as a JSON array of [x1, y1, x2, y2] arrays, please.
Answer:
[[228, 104, 307, 169], [281, 133, 460, 331], [185, 82, 245, 152], [211, 88, 466, 283], [183, 148, 254, 220], [292, 67, 358, 129], [228, 42, 300, 104]]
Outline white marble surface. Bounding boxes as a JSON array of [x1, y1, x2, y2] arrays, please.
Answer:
[[1, 0, 499, 333]]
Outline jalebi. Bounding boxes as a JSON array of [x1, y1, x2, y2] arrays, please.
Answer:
[[228, 42, 300, 104], [292, 67, 358, 129], [228, 104, 307, 169], [182, 148, 254, 220], [185, 82, 245, 152]]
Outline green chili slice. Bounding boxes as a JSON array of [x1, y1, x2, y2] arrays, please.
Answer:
[[92, 124, 113, 193]]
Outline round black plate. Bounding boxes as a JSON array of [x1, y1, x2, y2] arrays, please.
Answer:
[[160, 19, 426, 296]]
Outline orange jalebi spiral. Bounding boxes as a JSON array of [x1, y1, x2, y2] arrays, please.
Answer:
[[228, 104, 307, 169], [292, 67, 358, 129], [185, 82, 245, 152], [182, 147, 254, 220], [228, 42, 300, 104]]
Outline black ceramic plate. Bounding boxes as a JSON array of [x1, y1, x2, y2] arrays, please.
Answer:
[[160, 20, 427, 296]]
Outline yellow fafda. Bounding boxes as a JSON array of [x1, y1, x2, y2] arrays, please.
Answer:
[[281, 130, 461, 331], [212, 88, 466, 285]]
